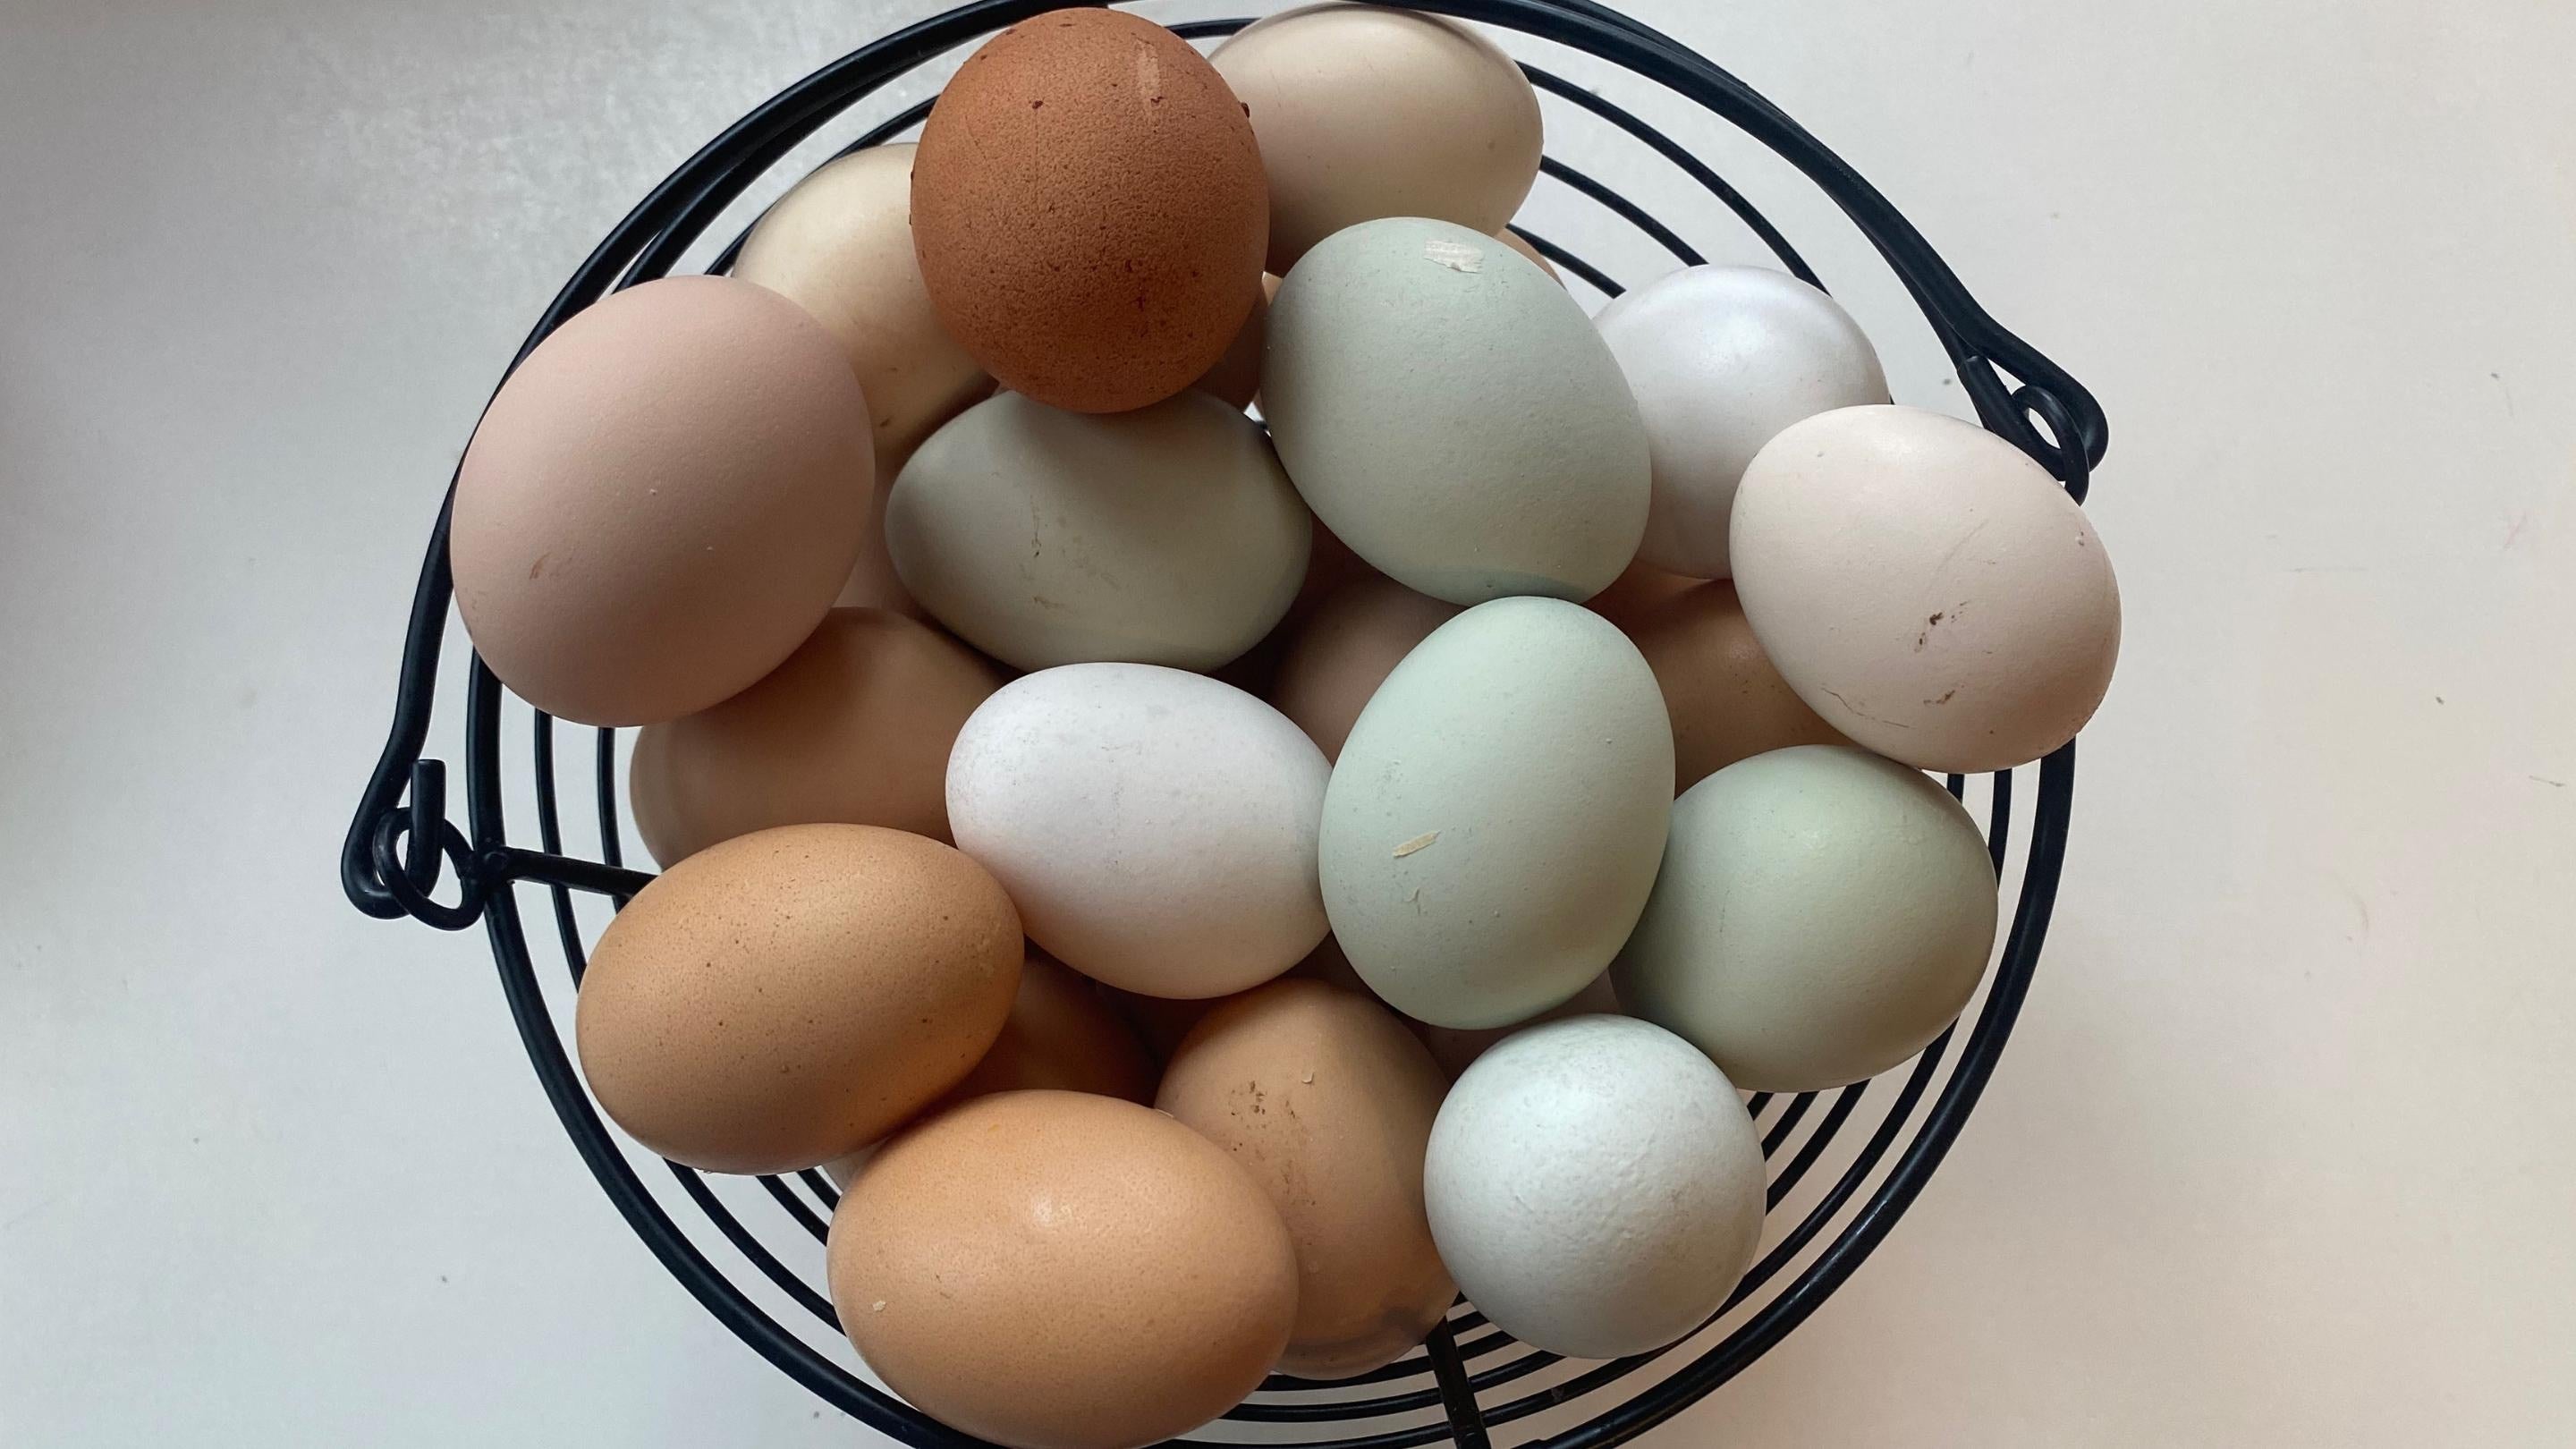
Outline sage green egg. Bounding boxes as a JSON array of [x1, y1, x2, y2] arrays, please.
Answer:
[[1611, 745, 1999, 1092], [886, 390, 1310, 671], [1321, 597, 1673, 1030], [1264, 217, 1649, 606]]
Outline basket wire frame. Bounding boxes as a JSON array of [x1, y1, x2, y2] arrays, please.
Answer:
[[338, 3, 2106, 1446]]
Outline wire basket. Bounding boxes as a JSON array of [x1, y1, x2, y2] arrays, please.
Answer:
[[338, 1, 2107, 1445]]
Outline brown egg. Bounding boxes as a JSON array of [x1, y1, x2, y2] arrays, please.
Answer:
[[1158, 980, 1454, 1379], [1589, 563, 1849, 792], [574, 825, 1021, 1174], [1496, 227, 1563, 284], [832, 1091, 1298, 1449], [451, 275, 871, 726], [1410, 970, 1623, 1080], [1192, 283, 1267, 410], [627, 607, 1005, 866], [911, 10, 1267, 413], [1269, 572, 1462, 759], [1105, 936, 1363, 1067]]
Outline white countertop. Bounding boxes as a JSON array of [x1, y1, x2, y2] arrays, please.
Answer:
[[4, 0, 2571, 1443]]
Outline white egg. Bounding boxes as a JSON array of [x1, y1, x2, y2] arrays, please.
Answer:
[[1319, 597, 1673, 1030], [946, 665, 1330, 999], [1425, 1015, 1765, 1359], [1613, 745, 1998, 1092], [1593, 266, 1887, 580], [1731, 404, 2120, 772]]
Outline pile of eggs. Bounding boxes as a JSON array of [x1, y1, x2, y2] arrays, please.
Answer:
[[446, 6, 2121, 1447]]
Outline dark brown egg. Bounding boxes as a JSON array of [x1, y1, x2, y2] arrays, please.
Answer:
[[911, 9, 1267, 413]]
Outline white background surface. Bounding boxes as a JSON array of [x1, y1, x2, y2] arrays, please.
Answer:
[[5, 0, 2573, 1444]]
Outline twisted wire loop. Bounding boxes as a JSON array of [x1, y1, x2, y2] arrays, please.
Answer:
[[336, 3, 2103, 1445]]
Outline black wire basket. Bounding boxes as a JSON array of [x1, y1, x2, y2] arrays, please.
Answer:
[[339, 1, 2106, 1445]]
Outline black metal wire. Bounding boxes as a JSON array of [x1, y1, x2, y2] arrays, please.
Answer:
[[337, 4, 2107, 1446]]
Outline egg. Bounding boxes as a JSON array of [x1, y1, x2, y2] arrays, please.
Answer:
[[627, 607, 1004, 865], [949, 664, 1331, 998], [830, 1091, 1298, 1449], [1411, 970, 1622, 1080], [1731, 404, 2121, 771], [911, 9, 1267, 413], [1586, 564, 1848, 792], [450, 275, 871, 726], [1267, 573, 1462, 760], [886, 391, 1309, 671], [1266, 217, 1649, 606], [573, 825, 1021, 1174], [1212, 5, 1541, 273], [1496, 227, 1563, 284], [1322, 597, 1673, 1029], [1613, 745, 1999, 1092], [1193, 283, 1267, 410], [1157, 979, 1453, 1379], [1594, 266, 1889, 580], [733, 144, 990, 479], [1425, 1015, 1765, 1359]]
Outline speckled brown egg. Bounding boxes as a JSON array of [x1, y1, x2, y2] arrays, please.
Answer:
[[450, 275, 872, 726], [831, 1091, 1298, 1449], [573, 825, 1021, 1174], [628, 607, 1006, 866], [1268, 572, 1462, 760], [1158, 979, 1454, 1379], [1588, 563, 1849, 792], [911, 9, 1267, 413]]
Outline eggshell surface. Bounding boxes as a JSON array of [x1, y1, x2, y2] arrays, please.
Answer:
[[1587, 564, 1848, 792], [1157, 980, 1455, 1378], [1212, 6, 1541, 273], [1267, 573, 1462, 760], [733, 144, 990, 477], [1411, 970, 1621, 1080], [1266, 218, 1648, 605], [886, 391, 1309, 671], [1614, 745, 1999, 1091], [573, 825, 1021, 1174], [450, 275, 871, 725], [1425, 1016, 1765, 1359], [911, 9, 1267, 413], [628, 607, 1005, 865], [946, 950, 1157, 1106], [831, 1091, 1298, 1449], [1731, 404, 2121, 771], [1595, 266, 1888, 579], [1321, 597, 1673, 1029], [948, 665, 1331, 998]]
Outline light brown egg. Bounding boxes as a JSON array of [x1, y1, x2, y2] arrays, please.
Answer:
[[627, 607, 1005, 866], [824, 950, 1154, 1187], [573, 825, 1020, 1174], [1588, 562, 1849, 792], [1102, 936, 1359, 1067], [450, 275, 871, 726], [1268, 572, 1462, 760], [733, 144, 991, 479], [911, 10, 1267, 413], [831, 1091, 1298, 1449], [1496, 227, 1563, 284], [1158, 979, 1454, 1379]]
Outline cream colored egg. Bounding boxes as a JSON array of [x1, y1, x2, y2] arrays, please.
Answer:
[[1731, 404, 2120, 772], [1213, 5, 1542, 273], [1158, 980, 1455, 1380]]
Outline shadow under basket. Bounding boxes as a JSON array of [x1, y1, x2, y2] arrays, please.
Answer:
[[338, 2, 2108, 1445]]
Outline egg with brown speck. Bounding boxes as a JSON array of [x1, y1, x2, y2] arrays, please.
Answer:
[[911, 9, 1267, 413]]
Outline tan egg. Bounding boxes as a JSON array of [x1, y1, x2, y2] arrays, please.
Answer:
[[734, 144, 991, 479], [1194, 283, 1267, 411], [1214, 5, 1542, 274], [1101, 938, 1356, 1068], [1268, 572, 1462, 760], [911, 10, 1268, 413], [1410, 970, 1623, 1080], [450, 275, 871, 726], [573, 825, 1021, 1174], [1496, 228, 1563, 284], [627, 607, 1005, 866], [1158, 980, 1455, 1379], [824, 949, 1153, 1187], [1588, 563, 1849, 792], [831, 1091, 1298, 1449]]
